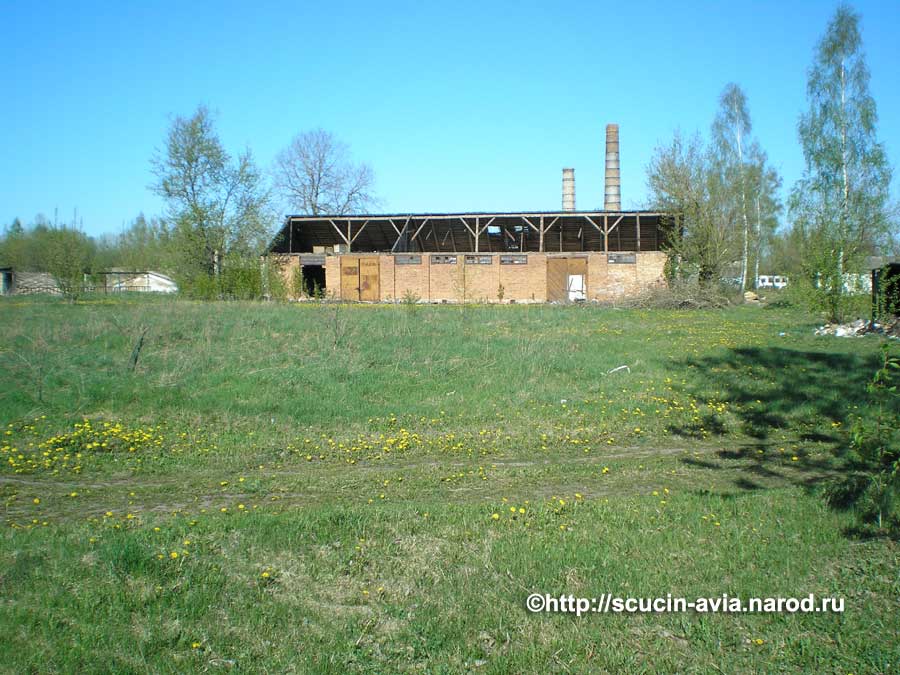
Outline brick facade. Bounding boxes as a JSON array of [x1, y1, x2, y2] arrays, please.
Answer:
[[278, 251, 666, 303]]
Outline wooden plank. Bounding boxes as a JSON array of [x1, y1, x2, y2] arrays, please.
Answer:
[[328, 219, 351, 246], [359, 257, 379, 301], [547, 258, 567, 302], [340, 256, 360, 301], [636, 214, 641, 252], [349, 220, 370, 244], [410, 218, 430, 241]]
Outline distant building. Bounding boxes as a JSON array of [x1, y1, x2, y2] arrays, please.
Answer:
[[0, 268, 61, 296], [108, 271, 178, 294], [757, 275, 788, 289], [266, 123, 674, 304]]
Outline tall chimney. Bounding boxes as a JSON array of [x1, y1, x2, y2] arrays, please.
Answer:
[[604, 124, 621, 211], [562, 167, 575, 212]]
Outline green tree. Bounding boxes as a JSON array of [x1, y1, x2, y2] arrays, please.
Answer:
[[647, 131, 740, 285], [789, 4, 892, 321], [151, 106, 273, 293], [39, 226, 95, 300]]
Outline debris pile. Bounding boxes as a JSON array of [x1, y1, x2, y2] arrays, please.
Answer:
[[815, 317, 900, 338], [743, 291, 763, 304]]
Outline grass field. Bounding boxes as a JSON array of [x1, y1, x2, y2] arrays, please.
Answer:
[[1, 297, 897, 673]]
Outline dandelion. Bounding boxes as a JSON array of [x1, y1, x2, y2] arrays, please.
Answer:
[[237, 504, 245, 511], [261, 571, 270, 579], [191, 642, 202, 649], [169, 551, 179, 559], [32, 498, 40, 505], [491, 513, 500, 520]]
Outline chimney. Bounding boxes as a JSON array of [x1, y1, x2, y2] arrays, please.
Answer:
[[604, 124, 621, 211], [562, 167, 575, 212]]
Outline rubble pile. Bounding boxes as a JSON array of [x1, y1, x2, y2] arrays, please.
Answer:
[[815, 317, 900, 338]]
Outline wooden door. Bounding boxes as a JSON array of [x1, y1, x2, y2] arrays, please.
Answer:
[[340, 257, 360, 301], [547, 258, 568, 302], [359, 257, 380, 301]]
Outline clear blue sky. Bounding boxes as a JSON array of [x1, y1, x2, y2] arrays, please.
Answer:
[[2, 0, 899, 237]]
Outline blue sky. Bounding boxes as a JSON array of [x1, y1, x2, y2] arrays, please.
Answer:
[[2, 0, 899, 237]]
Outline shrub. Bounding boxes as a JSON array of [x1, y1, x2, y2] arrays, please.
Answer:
[[825, 344, 900, 530]]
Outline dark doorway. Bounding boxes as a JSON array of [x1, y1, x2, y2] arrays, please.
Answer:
[[302, 265, 326, 297]]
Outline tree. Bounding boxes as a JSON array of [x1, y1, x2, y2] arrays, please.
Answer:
[[273, 129, 376, 215], [789, 4, 892, 320], [745, 144, 783, 285], [647, 131, 740, 285], [41, 226, 95, 300], [712, 83, 753, 291], [151, 106, 273, 287]]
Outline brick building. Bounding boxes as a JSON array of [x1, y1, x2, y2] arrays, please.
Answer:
[[267, 210, 670, 303]]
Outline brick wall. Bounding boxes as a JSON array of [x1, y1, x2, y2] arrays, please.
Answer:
[[319, 250, 666, 302], [464, 258, 501, 302], [499, 254, 546, 302], [379, 255, 396, 301], [393, 255, 430, 301], [429, 256, 464, 302], [325, 256, 341, 299]]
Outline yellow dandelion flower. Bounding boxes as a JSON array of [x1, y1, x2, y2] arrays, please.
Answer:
[[491, 513, 500, 520], [169, 551, 179, 559]]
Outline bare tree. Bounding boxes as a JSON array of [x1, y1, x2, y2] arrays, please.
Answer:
[[273, 129, 377, 215]]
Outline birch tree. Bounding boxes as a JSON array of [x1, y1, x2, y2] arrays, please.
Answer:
[[151, 106, 272, 284], [789, 4, 892, 320], [712, 83, 754, 291], [746, 144, 782, 287]]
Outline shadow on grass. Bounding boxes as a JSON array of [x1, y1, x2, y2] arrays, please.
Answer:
[[672, 346, 880, 495]]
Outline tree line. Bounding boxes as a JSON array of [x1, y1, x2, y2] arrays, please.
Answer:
[[0, 111, 377, 299], [648, 4, 897, 320]]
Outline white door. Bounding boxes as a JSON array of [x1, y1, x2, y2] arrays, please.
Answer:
[[567, 274, 586, 301]]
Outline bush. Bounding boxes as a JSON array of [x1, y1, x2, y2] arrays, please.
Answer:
[[825, 344, 900, 531]]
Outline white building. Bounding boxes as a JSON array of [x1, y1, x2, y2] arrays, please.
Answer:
[[110, 271, 178, 294]]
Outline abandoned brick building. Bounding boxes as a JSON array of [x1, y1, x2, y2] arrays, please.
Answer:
[[267, 125, 671, 303]]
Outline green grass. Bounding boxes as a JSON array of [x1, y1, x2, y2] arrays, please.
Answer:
[[0, 296, 897, 673]]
